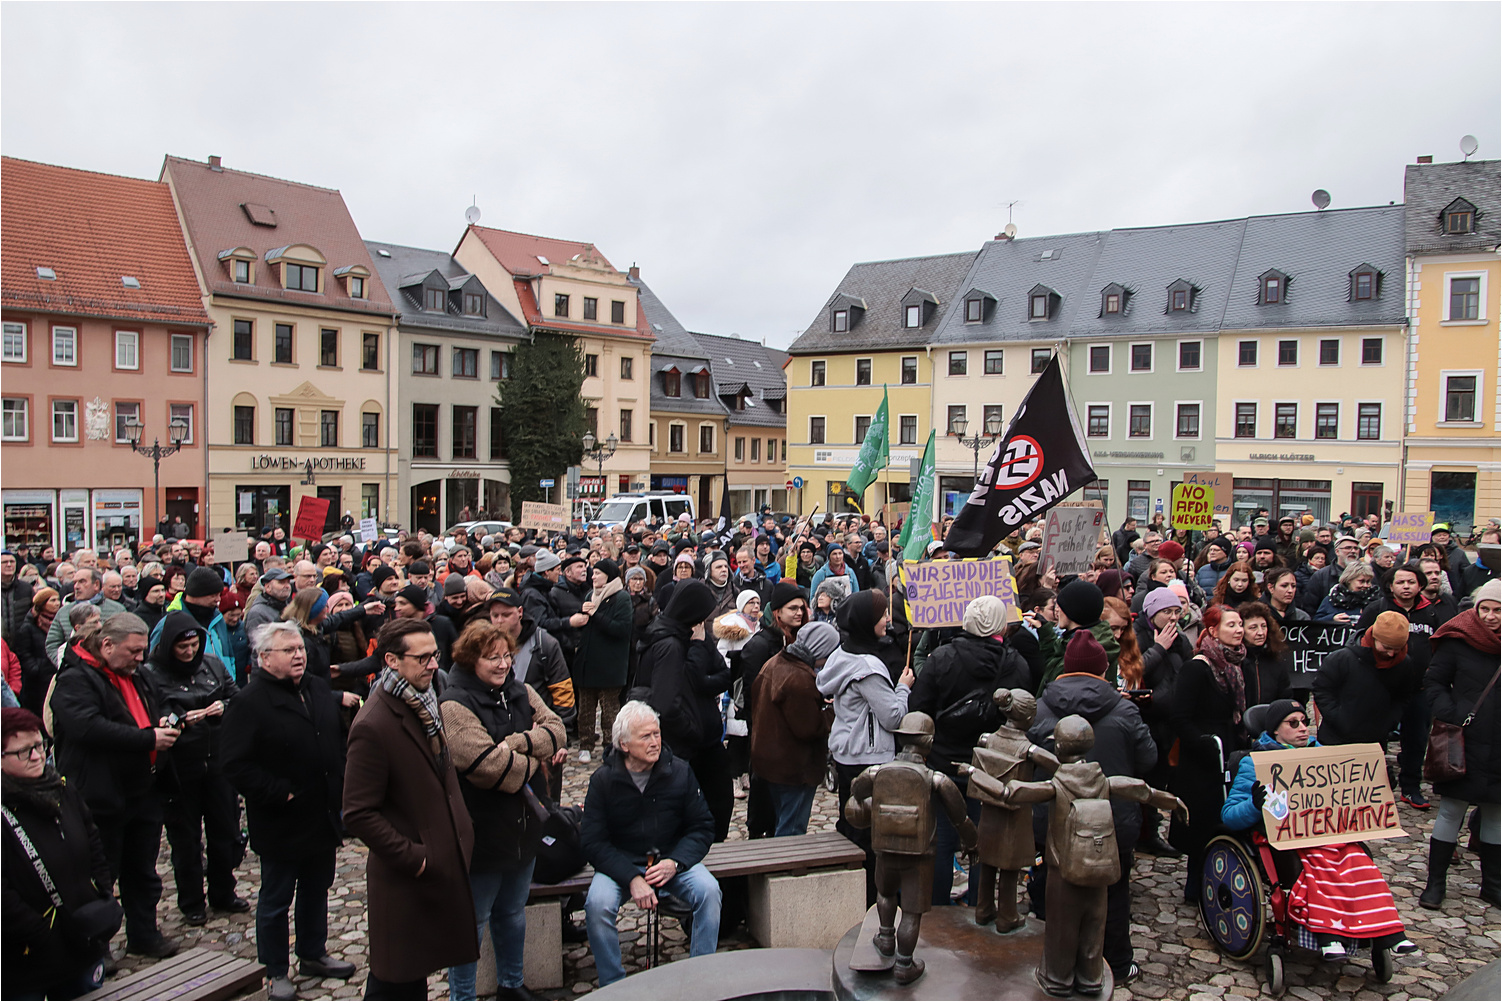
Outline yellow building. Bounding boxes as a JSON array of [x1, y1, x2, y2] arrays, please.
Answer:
[[1400, 157, 1501, 533]]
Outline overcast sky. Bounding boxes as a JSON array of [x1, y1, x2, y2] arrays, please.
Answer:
[[4, 2, 1497, 348]]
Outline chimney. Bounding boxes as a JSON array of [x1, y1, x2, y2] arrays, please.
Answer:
[[208, 155, 223, 171], [628, 264, 639, 281], [1417, 155, 1433, 164]]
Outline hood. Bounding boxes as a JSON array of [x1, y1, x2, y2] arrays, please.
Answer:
[[816, 645, 884, 698], [1040, 673, 1120, 724], [150, 610, 207, 674], [1255, 731, 1320, 751]]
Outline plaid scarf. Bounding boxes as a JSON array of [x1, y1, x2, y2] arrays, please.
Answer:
[[377, 667, 448, 768], [1196, 633, 1247, 724]]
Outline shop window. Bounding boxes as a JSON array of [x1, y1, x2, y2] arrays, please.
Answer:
[[362, 484, 380, 520], [1430, 471, 1478, 536], [1127, 480, 1151, 521], [1351, 482, 1383, 520]]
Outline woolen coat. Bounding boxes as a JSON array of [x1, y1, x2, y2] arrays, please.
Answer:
[[574, 587, 633, 689], [1423, 620, 1500, 803], [342, 685, 478, 982]]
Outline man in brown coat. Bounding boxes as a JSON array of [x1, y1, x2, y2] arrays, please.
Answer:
[[343, 620, 478, 999], [748, 621, 839, 837]]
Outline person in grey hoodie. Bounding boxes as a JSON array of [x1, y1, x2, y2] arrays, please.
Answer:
[[817, 590, 913, 904]]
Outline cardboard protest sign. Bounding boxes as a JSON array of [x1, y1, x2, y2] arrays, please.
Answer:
[[359, 517, 379, 543], [293, 496, 331, 542], [1278, 621, 1361, 688], [1041, 504, 1104, 575], [208, 530, 248, 564], [902, 558, 1019, 629], [1252, 743, 1406, 850], [1387, 511, 1434, 545], [1170, 482, 1216, 531], [520, 501, 569, 532], [1182, 471, 1231, 517]]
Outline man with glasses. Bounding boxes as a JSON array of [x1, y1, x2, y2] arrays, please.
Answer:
[[221, 622, 361, 1001]]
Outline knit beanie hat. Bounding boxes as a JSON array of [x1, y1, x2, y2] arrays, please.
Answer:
[[1372, 610, 1410, 648], [399, 584, 429, 609], [625, 565, 647, 583], [371, 565, 398, 590], [1473, 579, 1502, 605], [1157, 540, 1184, 563], [1063, 630, 1109, 677], [1167, 579, 1189, 602], [962, 595, 1011, 638], [533, 550, 561, 573], [595, 558, 621, 582], [185, 566, 225, 598], [786, 621, 841, 665], [1143, 587, 1182, 619], [1298, 528, 1316, 544], [1095, 569, 1123, 599], [444, 572, 470, 596], [768, 580, 806, 610], [1056, 579, 1105, 626], [218, 590, 245, 614], [674, 551, 697, 568], [1265, 698, 1305, 735], [736, 589, 761, 613]]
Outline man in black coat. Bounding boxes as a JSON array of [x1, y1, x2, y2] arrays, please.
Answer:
[[221, 621, 360, 999], [49, 613, 180, 957], [1313, 611, 1423, 748], [581, 701, 720, 988]]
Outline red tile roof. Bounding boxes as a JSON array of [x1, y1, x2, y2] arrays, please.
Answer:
[[1, 157, 211, 326], [160, 155, 393, 316], [464, 224, 618, 277]]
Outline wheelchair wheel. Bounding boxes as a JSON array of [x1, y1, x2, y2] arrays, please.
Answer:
[[1200, 834, 1267, 961], [1372, 945, 1393, 984], [1264, 950, 1286, 998]]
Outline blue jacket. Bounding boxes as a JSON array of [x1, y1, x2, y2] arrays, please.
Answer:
[[151, 593, 236, 680], [1221, 732, 1321, 830], [808, 563, 860, 602]]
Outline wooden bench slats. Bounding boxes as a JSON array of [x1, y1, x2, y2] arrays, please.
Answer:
[[81, 947, 265, 1002]]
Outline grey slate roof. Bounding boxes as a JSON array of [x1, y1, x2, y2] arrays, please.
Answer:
[[1403, 159, 1501, 256], [692, 330, 789, 429], [364, 240, 525, 337], [630, 276, 726, 418], [787, 251, 978, 354], [1219, 206, 1406, 330], [933, 233, 1106, 345], [631, 276, 708, 358]]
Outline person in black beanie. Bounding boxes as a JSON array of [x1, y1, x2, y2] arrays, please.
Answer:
[[1036, 579, 1119, 690], [737, 580, 810, 839]]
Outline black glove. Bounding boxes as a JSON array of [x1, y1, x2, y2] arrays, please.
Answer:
[[1250, 782, 1266, 810]]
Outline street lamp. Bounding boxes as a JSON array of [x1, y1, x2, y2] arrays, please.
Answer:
[[125, 417, 189, 536], [581, 431, 619, 501], [951, 410, 1005, 483]]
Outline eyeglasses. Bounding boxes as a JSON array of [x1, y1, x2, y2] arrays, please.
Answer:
[[265, 646, 306, 657], [2, 741, 46, 760], [1283, 717, 1309, 727], [399, 651, 440, 665]]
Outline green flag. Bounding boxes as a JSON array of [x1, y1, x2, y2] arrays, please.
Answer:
[[845, 386, 889, 498], [899, 429, 937, 560]]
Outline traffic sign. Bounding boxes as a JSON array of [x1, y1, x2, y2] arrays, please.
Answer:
[[792, 476, 804, 489], [539, 478, 555, 488], [786, 480, 794, 489]]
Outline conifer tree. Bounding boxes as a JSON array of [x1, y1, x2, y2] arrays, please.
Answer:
[[493, 334, 587, 519]]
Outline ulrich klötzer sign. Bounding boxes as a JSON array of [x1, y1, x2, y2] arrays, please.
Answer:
[[1252, 743, 1406, 850], [902, 558, 1019, 629], [1387, 511, 1435, 545], [1170, 482, 1215, 531], [520, 501, 569, 531], [1041, 504, 1104, 575]]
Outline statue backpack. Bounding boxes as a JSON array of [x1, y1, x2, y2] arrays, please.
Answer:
[[1050, 762, 1120, 887], [870, 759, 935, 855]]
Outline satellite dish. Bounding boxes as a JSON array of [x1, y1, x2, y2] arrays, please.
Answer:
[[1461, 134, 1480, 158], [1003, 222, 1018, 239], [464, 204, 482, 225], [1311, 189, 1331, 210]]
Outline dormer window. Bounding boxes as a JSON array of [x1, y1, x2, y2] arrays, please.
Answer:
[[904, 305, 921, 328], [463, 293, 484, 316], [425, 288, 445, 312], [286, 264, 319, 292], [1442, 197, 1477, 235], [829, 294, 866, 333], [1031, 295, 1048, 319], [1348, 264, 1381, 301], [966, 298, 982, 322], [1170, 291, 1186, 310], [900, 288, 938, 329], [960, 288, 996, 324], [833, 309, 849, 332], [1099, 283, 1128, 318], [334, 264, 370, 299], [350, 276, 365, 297], [266, 245, 326, 293], [1166, 279, 1197, 314], [694, 372, 710, 399], [1258, 269, 1289, 305], [662, 367, 681, 397], [1028, 284, 1059, 321], [1105, 294, 1120, 314]]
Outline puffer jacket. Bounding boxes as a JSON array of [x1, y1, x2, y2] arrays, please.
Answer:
[[636, 617, 730, 756], [1221, 731, 1322, 831], [139, 611, 239, 781], [817, 646, 910, 767]]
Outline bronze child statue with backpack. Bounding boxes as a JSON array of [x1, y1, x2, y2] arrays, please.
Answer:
[[844, 711, 977, 986], [1000, 714, 1187, 997]]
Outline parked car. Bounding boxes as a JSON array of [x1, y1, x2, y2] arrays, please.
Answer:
[[443, 520, 512, 544], [586, 491, 696, 529]]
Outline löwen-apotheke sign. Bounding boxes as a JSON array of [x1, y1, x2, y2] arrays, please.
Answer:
[[250, 455, 368, 472]]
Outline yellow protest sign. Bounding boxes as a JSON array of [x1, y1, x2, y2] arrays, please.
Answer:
[[902, 558, 1019, 629], [1252, 743, 1406, 850], [1170, 482, 1215, 531]]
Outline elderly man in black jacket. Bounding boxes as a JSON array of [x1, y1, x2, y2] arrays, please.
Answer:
[[581, 700, 720, 987]]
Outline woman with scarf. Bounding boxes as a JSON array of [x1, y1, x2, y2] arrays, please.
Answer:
[[1315, 561, 1378, 623], [1193, 540, 1232, 593], [2, 707, 120, 999], [1210, 561, 1260, 608], [132, 575, 168, 635], [1235, 602, 1294, 706], [13, 588, 59, 714], [574, 559, 633, 763], [140, 611, 244, 926], [794, 540, 822, 590], [714, 590, 762, 799], [439, 621, 566, 1000], [1169, 603, 1248, 901]]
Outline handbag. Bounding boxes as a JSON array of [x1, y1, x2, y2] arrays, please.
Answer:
[[1425, 668, 1500, 783], [2, 805, 123, 944]]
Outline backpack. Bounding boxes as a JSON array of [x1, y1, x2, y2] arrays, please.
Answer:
[[870, 760, 935, 855], [1055, 797, 1120, 887]]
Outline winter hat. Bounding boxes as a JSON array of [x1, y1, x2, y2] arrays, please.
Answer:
[[1253, 536, 1279, 555], [442, 571, 471, 596], [371, 565, 398, 590], [30, 587, 59, 612], [768, 580, 806, 610], [1235, 541, 1256, 560], [1143, 587, 1182, 619], [1298, 528, 1316, 544], [1167, 579, 1190, 602], [1095, 570, 1124, 599], [663, 578, 717, 625], [218, 590, 246, 614], [185, 566, 225, 598], [398, 584, 429, 609], [1063, 630, 1109, 677], [1472, 579, 1501, 605], [786, 621, 841, 664], [1157, 540, 1185, 563], [308, 589, 329, 620], [1372, 611, 1410, 648], [674, 551, 697, 568], [625, 566, 648, 583], [533, 550, 561, 573], [1266, 699, 1305, 735], [962, 595, 1011, 638], [595, 558, 621, 582], [1056, 579, 1105, 627], [736, 589, 761, 613]]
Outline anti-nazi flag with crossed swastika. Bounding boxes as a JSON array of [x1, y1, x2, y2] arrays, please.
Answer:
[[943, 352, 1096, 557]]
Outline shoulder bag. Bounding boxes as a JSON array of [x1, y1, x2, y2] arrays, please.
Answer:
[[1425, 667, 1500, 783]]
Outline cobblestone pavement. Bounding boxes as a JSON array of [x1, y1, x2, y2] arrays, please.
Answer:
[[105, 757, 1499, 1000]]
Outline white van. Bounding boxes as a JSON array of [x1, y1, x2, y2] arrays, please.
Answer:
[[588, 491, 696, 528]]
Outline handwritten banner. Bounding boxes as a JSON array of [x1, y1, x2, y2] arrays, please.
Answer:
[[1253, 743, 1406, 850], [1387, 511, 1434, 545], [1279, 621, 1361, 687], [1042, 504, 1104, 575], [520, 501, 569, 532], [293, 496, 331, 542], [1182, 471, 1232, 517], [208, 530, 248, 564], [1169, 482, 1216, 531], [902, 558, 1019, 628]]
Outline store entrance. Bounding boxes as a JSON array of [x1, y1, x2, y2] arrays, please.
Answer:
[[234, 485, 291, 535]]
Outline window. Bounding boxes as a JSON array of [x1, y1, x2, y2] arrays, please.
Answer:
[[899, 414, 917, 445], [350, 276, 366, 299], [169, 403, 194, 444], [488, 351, 506, 381], [114, 402, 140, 443], [1128, 404, 1151, 438], [1130, 343, 1152, 372], [904, 305, 921, 328], [751, 436, 761, 461], [286, 264, 319, 292], [233, 259, 251, 283], [412, 404, 438, 457], [1278, 340, 1298, 366], [966, 298, 983, 322], [52, 327, 77, 366], [320, 409, 339, 447], [361, 483, 379, 519], [781, 439, 787, 462], [166, 333, 192, 373], [699, 425, 714, 454], [1450, 277, 1480, 320], [832, 309, 849, 333], [490, 408, 505, 461], [275, 407, 294, 446], [1238, 340, 1258, 366], [1445, 376, 1477, 422], [734, 437, 745, 461], [110, 331, 138, 370], [983, 404, 1004, 435], [584, 354, 599, 378], [983, 349, 1003, 375], [810, 360, 826, 386], [621, 356, 633, 379], [1235, 403, 1257, 438], [611, 300, 625, 324], [463, 292, 484, 316], [452, 406, 477, 459], [319, 328, 338, 367], [693, 372, 710, 398], [1030, 294, 1049, 319], [1087, 405, 1109, 438], [1357, 403, 1381, 440], [1089, 345, 1110, 373], [1263, 275, 1283, 303], [901, 356, 917, 384], [1315, 403, 1339, 439], [1178, 341, 1201, 371], [1127, 480, 1151, 521], [1171, 289, 1188, 311], [663, 370, 681, 397], [1445, 205, 1475, 234], [947, 405, 967, 436], [806, 416, 825, 444], [1319, 339, 1339, 365], [1031, 349, 1050, 374], [362, 411, 380, 449], [274, 323, 293, 364], [2, 322, 25, 362], [413, 343, 438, 374], [1176, 403, 1200, 439], [583, 297, 597, 321], [1105, 293, 1121, 314], [587, 406, 600, 439], [554, 293, 569, 318], [1, 398, 27, 440], [854, 416, 871, 443], [233, 319, 253, 360], [670, 423, 687, 452], [233, 405, 254, 445], [619, 409, 632, 442], [1353, 271, 1374, 300], [420, 287, 444, 312], [52, 399, 77, 441], [453, 348, 478, 378], [1361, 338, 1383, 365], [948, 352, 967, 376], [1274, 403, 1297, 438], [856, 358, 873, 385]]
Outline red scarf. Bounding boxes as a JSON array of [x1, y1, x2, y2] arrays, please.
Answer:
[[1433, 609, 1501, 656], [74, 642, 155, 765], [1359, 628, 1408, 670]]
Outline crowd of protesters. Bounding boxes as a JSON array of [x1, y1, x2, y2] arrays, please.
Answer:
[[1, 502, 1497, 997]]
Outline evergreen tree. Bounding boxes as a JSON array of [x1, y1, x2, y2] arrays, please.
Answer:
[[493, 334, 587, 519]]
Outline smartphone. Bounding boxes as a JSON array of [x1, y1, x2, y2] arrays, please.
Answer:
[[163, 711, 182, 728]]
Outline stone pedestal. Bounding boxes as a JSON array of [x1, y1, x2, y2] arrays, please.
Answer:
[[476, 900, 564, 992], [748, 867, 867, 950]]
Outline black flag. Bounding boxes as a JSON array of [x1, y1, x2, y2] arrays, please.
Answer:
[[944, 352, 1096, 557]]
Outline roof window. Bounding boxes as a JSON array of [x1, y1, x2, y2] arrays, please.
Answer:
[[36, 266, 56, 280], [376, 248, 392, 257], [240, 203, 277, 227], [1028, 284, 1060, 321], [1166, 279, 1197, 313], [1100, 283, 1129, 317], [961, 288, 996, 324], [121, 276, 141, 289], [1441, 197, 1477, 235]]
